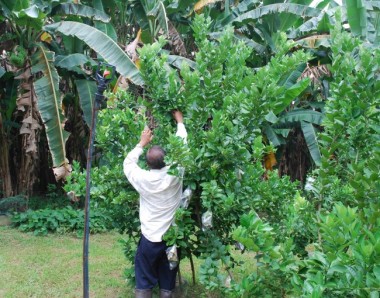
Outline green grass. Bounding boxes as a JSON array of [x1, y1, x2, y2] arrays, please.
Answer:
[[0, 226, 131, 297], [0, 227, 218, 298]]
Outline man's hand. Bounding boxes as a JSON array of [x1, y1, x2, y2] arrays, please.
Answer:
[[139, 128, 153, 147], [172, 110, 183, 123]]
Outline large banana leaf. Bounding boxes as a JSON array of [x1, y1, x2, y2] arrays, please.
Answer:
[[289, 10, 334, 39], [232, 4, 321, 25], [344, 0, 367, 37], [75, 79, 97, 128], [277, 109, 324, 125], [277, 0, 314, 32], [92, 0, 117, 42], [301, 120, 321, 166], [44, 21, 144, 86], [51, 3, 111, 22], [32, 44, 70, 179]]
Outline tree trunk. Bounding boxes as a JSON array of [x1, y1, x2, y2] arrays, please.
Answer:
[[0, 114, 13, 198], [15, 113, 40, 197], [278, 128, 312, 186]]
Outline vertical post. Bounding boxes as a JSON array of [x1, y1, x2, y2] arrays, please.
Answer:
[[83, 66, 112, 298]]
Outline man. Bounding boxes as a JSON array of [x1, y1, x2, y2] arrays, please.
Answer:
[[123, 111, 187, 298]]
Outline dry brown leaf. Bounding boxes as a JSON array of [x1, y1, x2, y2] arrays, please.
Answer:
[[19, 126, 32, 135], [169, 22, 187, 56], [17, 94, 32, 108], [53, 162, 72, 180], [22, 115, 33, 124], [125, 29, 142, 63], [26, 141, 37, 153], [14, 68, 31, 80]]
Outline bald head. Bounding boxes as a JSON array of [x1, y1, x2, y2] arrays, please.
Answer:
[[146, 145, 166, 169]]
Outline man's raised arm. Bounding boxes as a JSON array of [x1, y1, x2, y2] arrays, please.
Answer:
[[123, 128, 153, 187], [173, 110, 187, 143]]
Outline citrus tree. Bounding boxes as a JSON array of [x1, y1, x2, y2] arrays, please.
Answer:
[[64, 13, 314, 293]]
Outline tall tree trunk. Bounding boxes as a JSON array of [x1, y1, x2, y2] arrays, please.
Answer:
[[278, 128, 312, 186], [0, 114, 13, 198]]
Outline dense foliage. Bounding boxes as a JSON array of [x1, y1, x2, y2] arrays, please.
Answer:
[[66, 13, 311, 291], [1, 0, 379, 296]]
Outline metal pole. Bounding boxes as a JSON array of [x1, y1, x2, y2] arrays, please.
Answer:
[[83, 64, 113, 298]]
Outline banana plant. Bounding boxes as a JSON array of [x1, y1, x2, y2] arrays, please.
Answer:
[[264, 109, 324, 166], [0, 0, 141, 196]]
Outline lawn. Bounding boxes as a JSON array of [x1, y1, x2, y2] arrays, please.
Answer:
[[0, 226, 214, 298]]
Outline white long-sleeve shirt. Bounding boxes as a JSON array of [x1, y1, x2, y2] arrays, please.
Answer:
[[123, 123, 187, 242]]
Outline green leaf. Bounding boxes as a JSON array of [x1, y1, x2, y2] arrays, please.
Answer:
[[344, 0, 368, 37], [11, 0, 28, 11], [12, 4, 45, 29], [277, 109, 324, 125], [75, 79, 97, 128], [0, 66, 5, 78], [278, 63, 307, 89], [44, 21, 143, 86], [290, 11, 333, 39], [233, 4, 321, 25], [55, 54, 96, 69], [167, 55, 196, 70], [316, 12, 331, 33], [301, 121, 322, 166], [274, 78, 310, 114], [92, 0, 117, 42], [327, 264, 347, 275], [0, 0, 15, 18], [52, 3, 111, 22], [263, 124, 285, 147], [32, 44, 70, 174], [148, 1, 169, 36], [374, 266, 380, 280], [265, 111, 279, 124]]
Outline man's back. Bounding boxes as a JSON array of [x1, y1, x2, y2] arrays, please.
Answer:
[[123, 120, 187, 242], [123, 158, 182, 242]]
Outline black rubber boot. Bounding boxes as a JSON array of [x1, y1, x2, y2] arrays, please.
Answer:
[[159, 289, 173, 298], [135, 289, 152, 298]]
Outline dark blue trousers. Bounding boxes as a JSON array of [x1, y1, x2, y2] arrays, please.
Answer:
[[135, 235, 178, 291]]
